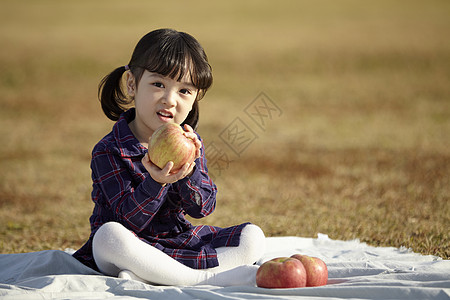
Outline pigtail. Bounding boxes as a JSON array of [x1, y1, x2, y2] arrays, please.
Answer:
[[182, 100, 199, 130], [98, 66, 130, 121]]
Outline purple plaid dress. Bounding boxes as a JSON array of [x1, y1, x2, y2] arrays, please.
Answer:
[[73, 109, 249, 271]]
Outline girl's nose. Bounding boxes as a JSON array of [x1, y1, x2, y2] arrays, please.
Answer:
[[162, 90, 177, 107]]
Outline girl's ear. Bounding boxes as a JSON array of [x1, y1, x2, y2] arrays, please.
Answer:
[[126, 71, 136, 97]]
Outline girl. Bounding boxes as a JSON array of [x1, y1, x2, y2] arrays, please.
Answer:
[[73, 28, 266, 286]]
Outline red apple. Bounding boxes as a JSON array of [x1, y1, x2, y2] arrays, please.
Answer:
[[256, 257, 307, 289], [148, 123, 196, 172], [291, 254, 328, 287]]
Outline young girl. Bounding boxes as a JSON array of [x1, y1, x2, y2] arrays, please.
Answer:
[[73, 28, 266, 286]]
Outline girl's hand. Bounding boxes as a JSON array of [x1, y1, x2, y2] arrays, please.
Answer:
[[142, 124, 200, 185], [142, 154, 196, 186], [182, 124, 201, 160]]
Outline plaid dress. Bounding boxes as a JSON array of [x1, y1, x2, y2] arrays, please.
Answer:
[[73, 109, 249, 271]]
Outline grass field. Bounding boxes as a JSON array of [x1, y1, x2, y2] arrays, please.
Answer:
[[0, 0, 449, 259]]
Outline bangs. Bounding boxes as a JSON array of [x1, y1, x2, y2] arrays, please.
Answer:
[[140, 32, 213, 94]]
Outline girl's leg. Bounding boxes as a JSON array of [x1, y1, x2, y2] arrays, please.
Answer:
[[92, 222, 258, 286], [208, 224, 266, 272]]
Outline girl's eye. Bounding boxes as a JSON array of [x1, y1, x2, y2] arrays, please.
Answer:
[[153, 82, 164, 88], [180, 89, 191, 95]]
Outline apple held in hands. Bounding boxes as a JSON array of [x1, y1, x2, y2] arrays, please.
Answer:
[[256, 257, 307, 289], [148, 123, 196, 172], [291, 254, 328, 287]]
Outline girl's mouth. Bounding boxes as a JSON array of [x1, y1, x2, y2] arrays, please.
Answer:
[[157, 110, 174, 121]]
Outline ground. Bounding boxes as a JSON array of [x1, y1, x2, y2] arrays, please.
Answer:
[[0, 0, 448, 258]]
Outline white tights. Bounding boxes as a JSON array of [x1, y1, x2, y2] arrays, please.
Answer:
[[92, 222, 265, 286]]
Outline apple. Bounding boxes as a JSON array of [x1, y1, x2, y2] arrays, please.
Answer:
[[291, 254, 328, 287], [148, 123, 196, 172], [256, 257, 307, 289]]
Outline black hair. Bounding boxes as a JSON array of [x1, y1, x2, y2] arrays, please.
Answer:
[[98, 28, 213, 129]]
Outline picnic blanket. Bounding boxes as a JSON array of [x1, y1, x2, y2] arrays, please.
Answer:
[[1, 234, 449, 299]]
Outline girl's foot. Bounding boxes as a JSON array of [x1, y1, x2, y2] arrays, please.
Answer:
[[118, 270, 148, 283]]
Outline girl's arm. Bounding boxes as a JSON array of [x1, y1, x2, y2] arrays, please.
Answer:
[[174, 140, 217, 218], [91, 145, 168, 233], [142, 126, 217, 219]]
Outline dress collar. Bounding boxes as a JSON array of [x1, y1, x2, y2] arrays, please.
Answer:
[[112, 108, 147, 157]]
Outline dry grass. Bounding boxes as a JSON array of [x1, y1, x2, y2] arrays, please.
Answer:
[[0, 0, 449, 259]]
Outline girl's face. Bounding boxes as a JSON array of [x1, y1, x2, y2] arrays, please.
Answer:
[[126, 70, 198, 144]]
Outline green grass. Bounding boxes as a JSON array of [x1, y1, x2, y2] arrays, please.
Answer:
[[0, 0, 449, 259]]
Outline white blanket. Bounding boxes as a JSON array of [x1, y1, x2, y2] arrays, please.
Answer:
[[1, 235, 449, 300]]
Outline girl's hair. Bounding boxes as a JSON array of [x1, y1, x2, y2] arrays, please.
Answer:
[[99, 28, 213, 129]]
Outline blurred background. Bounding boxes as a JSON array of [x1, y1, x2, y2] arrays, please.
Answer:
[[0, 0, 449, 258]]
